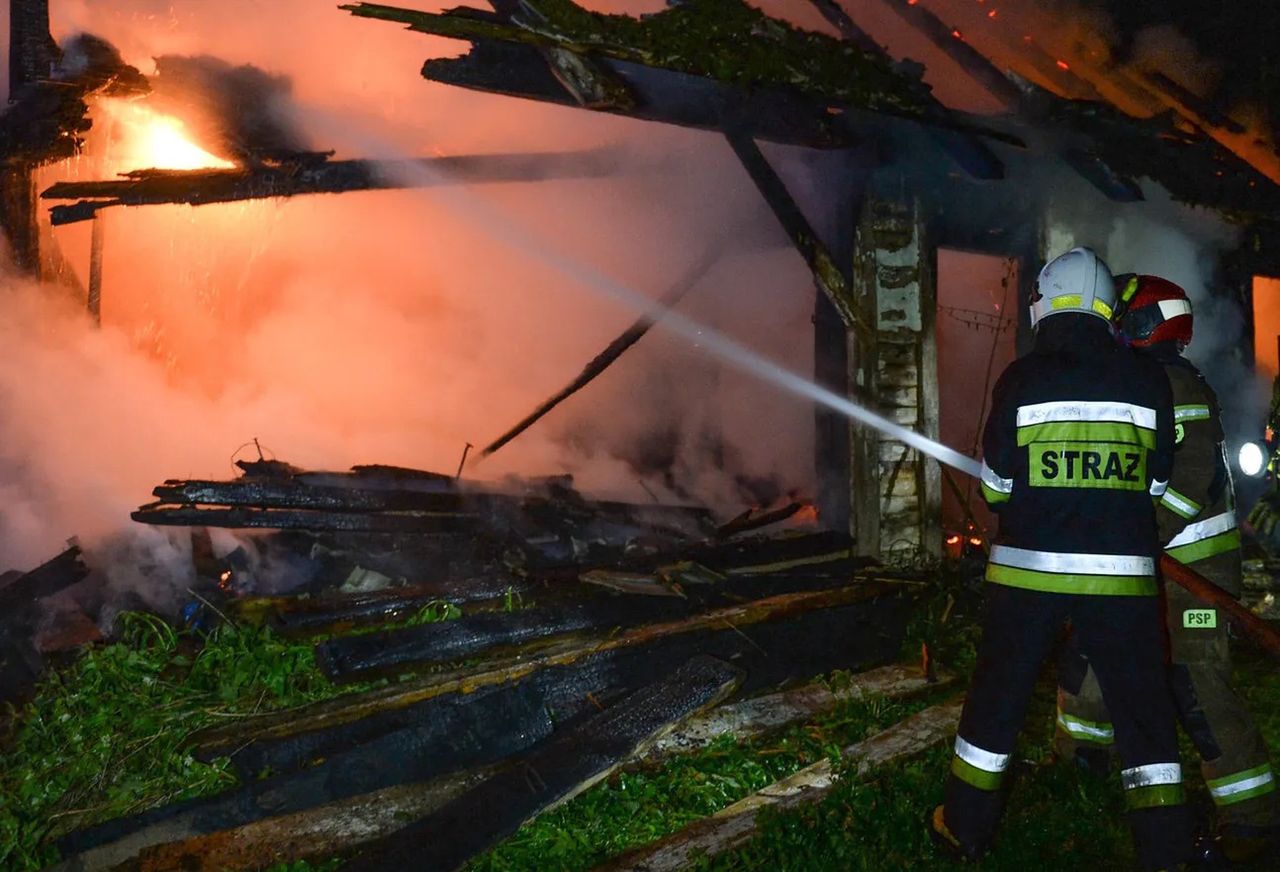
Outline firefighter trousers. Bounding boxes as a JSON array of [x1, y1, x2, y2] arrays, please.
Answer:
[[944, 583, 1191, 870], [1057, 554, 1279, 831]]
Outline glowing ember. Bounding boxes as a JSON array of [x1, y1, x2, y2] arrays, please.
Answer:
[[792, 504, 819, 524], [97, 98, 235, 173], [1056, 59, 1071, 71]]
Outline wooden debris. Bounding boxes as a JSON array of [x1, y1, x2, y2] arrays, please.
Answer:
[[41, 150, 622, 225], [313, 581, 892, 683], [580, 569, 681, 597], [479, 240, 726, 459], [118, 770, 491, 872], [643, 661, 951, 761], [596, 695, 964, 871], [714, 502, 805, 539], [0, 546, 89, 611], [190, 580, 901, 758], [345, 655, 742, 871]]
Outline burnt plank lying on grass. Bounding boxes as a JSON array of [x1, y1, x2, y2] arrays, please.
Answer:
[[345, 655, 742, 871], [212, 593, 910, 782], [231, 579, 526, 637], [100, 661, 932, 870], [191, 581, 901, 758], [642, 661, 951, 762], [316, 582, 895, 684], [57, 678, 562, 864], [121, 769, 490, 872], [597, 696, 964, 871], [314, 596, 692, 681], [57, 596, 907, 866]]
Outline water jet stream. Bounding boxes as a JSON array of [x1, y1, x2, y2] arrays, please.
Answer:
[[310, 113, 987, 481]]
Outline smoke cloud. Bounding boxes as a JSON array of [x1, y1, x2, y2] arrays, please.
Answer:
[[0, 2, 827, 587]]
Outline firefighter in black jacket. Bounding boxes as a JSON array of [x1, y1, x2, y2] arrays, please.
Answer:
[[1055, 275, 1278, 861], [930, 248, 1192, 870]]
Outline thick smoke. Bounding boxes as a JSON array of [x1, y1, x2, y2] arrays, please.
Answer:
[[1044, 175, 1264, 448], [0, 1, 828, 585]]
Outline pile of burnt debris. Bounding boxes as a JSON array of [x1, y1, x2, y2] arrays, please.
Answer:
[[3, 459, 960, 871]]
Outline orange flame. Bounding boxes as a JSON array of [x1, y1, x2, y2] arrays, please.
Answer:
[[98, 98, 235, 174]]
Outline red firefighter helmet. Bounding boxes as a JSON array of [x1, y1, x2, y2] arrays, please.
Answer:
[[1113, 274, 1193, 348]]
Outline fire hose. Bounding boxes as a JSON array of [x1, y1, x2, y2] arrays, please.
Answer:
[[1159, 554, 1280, 659]]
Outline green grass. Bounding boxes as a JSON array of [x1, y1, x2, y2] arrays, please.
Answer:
[[6, 574, 1280, 872], [0, 604, 459, 870], [467, 693, 931, 872]]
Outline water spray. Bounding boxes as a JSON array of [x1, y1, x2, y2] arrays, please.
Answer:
[[312, 111, 986, 482]]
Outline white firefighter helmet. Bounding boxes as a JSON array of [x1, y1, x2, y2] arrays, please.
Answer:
[[1029, 247, 1116, 328]]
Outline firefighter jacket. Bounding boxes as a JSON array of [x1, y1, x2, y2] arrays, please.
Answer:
[[1147, 349, 1241, 573], [978, 315, 1175, 595]]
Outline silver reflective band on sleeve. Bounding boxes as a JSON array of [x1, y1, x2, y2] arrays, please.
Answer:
[[1166, 511, 1238, 548], [1121, 763, 1182, 789], [1149, 479, 1169, 497], [989, 545, 1154, 576], [981, 461, 1014, 495], [954, 736, 1010, 773], [1209, 769, 1274, 800], [1173, 405, 1211, 423], [1016, 400, 1157, 430], [1157, 299, 1193, 320], [1160, 489, 1200, 517]]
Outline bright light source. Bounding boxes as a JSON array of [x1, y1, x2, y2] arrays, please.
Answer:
[[1238, 442, 1267, 477]]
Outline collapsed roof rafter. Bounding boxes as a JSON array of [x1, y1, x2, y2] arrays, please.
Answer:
[[39, 149, 626, 224]]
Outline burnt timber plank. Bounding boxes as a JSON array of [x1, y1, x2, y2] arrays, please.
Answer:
[[723, 126, 867, 339], [643, 661, 949, 761], [345, 655, 742, 871], [149, 479, 464, 512], [96, 661, 934, 871], [0, 546, 88, 610], [208, 585, 910, 782], [315, 581, 894, 684], [426, 42, 857, 148], [119, 770, 490, 872], [596, 695, 964, 871], [479, 239, 725, 458], [130, 503, 477, 533], [41, 150, 622, 225], [344, 1, 1021, 146], [192, 581, 898, 756], [59, 592, 907, 863]]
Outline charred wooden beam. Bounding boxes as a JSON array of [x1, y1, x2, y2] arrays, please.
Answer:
[[103, 661, 934, 871], [231, 580, 524, 637], [714, 502, 804, 538], [345, 655, 742, 871], [149, 479, 465, 513], [426, 43, 859, 149], [0, 546, 89, 610], [59, 677, 564, 863], [598, 695, 963, 870], [190, 580, 900, 757], [480, 240, 725, 458], [804, 0, 881, 53], [643, 661, 948, 761], [723, 127, 866, 337], [123, 769, 490, 872], [344, 1, 1021, 148], [881, 0, 1023, 108], [42, 150, 623, 225], [65, 593, 907, 865], [130, 503, 478, 534]]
